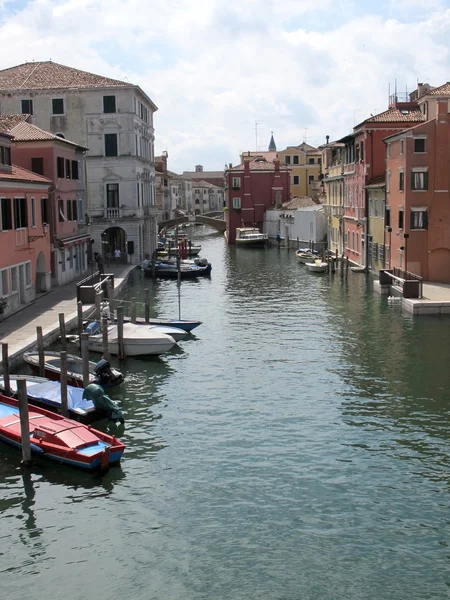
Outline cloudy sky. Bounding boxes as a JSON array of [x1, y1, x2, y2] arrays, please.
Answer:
[[0, 0, 449, 173]]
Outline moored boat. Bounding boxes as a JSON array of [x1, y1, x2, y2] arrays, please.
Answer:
[[235, 227, 268, 248], [83, 322, 177, 357], [143, 260, 212, 279], [0, 394, 125, 470], [305, 259, 328, 273], [295, 248, 319, 264], [167, 244, 202, 256], [126, 317, 202, 332]]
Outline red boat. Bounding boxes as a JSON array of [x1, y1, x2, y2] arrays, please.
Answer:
[[0, 394, 125, 471]]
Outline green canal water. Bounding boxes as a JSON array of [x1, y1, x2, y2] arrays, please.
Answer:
[[1, 230, 450, 600]]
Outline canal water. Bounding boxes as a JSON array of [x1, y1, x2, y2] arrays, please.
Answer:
[[1, 229, 450, 600]]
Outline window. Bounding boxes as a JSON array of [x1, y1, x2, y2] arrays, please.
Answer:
[[31, 157, 44, 175], [41, 198, 48, 225], [14, 197, 28, 229], [1, 198, 12, 231], [232, 197, 241, 209], [52, 98, 64, 115], [0, 146, 11, 166], [385, 206, 391, 228], [71, 160, 79, 180], [360, 141, 364, 162], [398, 209, 404, 230], [31, 197, 36, 227], [195, 189, 200, 195], [232, 177, 241, 189], [374, 199, 378, 217], [25, 262, 31, 286], [77, 199, 83, 222], [103, 95, 116, 113], [57, 157, 64, 178], [72, 200, 78, 222], [105, 133, 118, 157], [67, 199, 72, 221], [58, 199, 65, 222], [355, 145, 360, 162], [399, 170, 404, 191], [106, 183, 119, 207], [293, 155, 299, 165], [2, 270, 9, 295], [293, 175, 299, 185], [21, 99, 33, 115], [414, 138, 426, 153], [411, 171, 428, 191], [308, 158, 314, 164], [400, 140, 404, 155], [65, 159, 71, 179], [285, 156, 291, 165], [308, 175, 314, 185], [195, 199, 199, 204], [11, 266, 18, 292], [411, 209, 428, 230], [386, 170, 391, 193]]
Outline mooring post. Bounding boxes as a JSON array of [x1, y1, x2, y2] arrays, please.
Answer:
[[296, 237, 299, 250], [37, 326, 45, 378], [102, 315, 109, 360], [17, 377, 32, 466], [59, 313, 66, 352], [2, 343, 10, 396], [80, 332, 90, 387], [95, 290, 102, 327], [60, 350, 69, 417], [77, 301, 83, 342], [117, 306, 125, 360], [131, 297, 136, 324], [144, 289, 150, 324], [346, 256, 349, 277]]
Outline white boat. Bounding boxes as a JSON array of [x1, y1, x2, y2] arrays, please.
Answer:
[[305, 258, 328, 273], [85, 323, 177, 357], [295, 249, 319, 264], [167, 244, 202, 256], [235, 227, 268, 248]]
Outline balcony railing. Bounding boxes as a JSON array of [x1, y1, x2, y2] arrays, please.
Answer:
[[105, 207, 121, 219]]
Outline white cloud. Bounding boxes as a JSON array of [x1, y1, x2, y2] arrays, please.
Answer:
[[0, 0, 449, 172]]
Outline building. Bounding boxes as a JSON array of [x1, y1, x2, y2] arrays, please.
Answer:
[[264, 198, 327, 247], [321, 140, 345, 256], [224, 153, 290, 244], [191, 180, 224, 214], [182, 165, 225, 189], [0, 61, 158, 263], [278, 142, 321, 198], [0, 130, 52, 317], [366, 175, 386, 273], [155, 152, 170, 222], [384, 97, 450, 281], [0, 115, 90, 286], [339, 99, 426, 268]]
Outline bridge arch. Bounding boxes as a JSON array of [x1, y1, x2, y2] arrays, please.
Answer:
[[158, 213, 226, 233]]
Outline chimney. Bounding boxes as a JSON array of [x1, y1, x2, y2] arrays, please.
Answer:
[[326, 135, 330, 144], [195, 165, 203, 172], [274, 159, 280, 171], [229, 163, 232, 169]]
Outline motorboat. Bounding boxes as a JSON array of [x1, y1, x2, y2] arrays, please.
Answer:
[[167, 244, 202, 257], [84, 320, 187, 343], [0, 394, 125, 471], [295, 248, 319, 264], [305, 258, 328, 273], [100, 301, 202, 333], [143, 259, 212, 279], [235, 227, 268, 248], [23, 351, 124, 388], [83, 322, 177, 357], [0, 376, 122, 424]]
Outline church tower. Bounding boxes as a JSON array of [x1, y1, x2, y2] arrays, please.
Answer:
[[268, 131, 277, 152]]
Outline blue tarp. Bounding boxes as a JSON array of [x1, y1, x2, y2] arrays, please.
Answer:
[[26, 381, 94, 414]]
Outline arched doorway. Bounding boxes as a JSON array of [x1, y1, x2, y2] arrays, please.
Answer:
[[101, 226, 126, 258], [36, 251, 47, 293]]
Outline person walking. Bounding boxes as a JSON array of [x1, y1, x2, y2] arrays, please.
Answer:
[[114, 248, 121, 263], [94, 252, 104, 275]]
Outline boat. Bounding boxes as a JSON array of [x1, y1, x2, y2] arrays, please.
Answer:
[[167, 244, 202, 257], [351, 266, 367, 274], [0, 376, 121, 424], [84, 320, 187, 343], [305, 258, 328, 273], [82, 322, 177, 357], [23, 351, 124, 388], [143, 260, 212, 279], [295, 248, 319, 264], [235, 227, 268, 248], [0, 394, 125, 471]]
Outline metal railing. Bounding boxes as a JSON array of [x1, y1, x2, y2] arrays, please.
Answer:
[[379, 269, 423, 299]]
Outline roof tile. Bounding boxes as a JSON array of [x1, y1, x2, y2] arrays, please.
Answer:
[[0, 117, 85, 149], [364, 106, 426, 123], [426, 82, 450, 96], [0, 164, 52, 184]]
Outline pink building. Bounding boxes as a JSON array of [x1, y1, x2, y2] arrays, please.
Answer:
[[384, 98, 450, 281], [0, 115, 90, 286], [225, 154, 290, 244], [0, 130, 52, 317]]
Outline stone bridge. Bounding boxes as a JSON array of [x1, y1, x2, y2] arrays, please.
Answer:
[[158, 212, 226, 233]]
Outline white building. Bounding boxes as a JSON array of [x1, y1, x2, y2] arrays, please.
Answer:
[[191, 180, 224, 214], [264, 203, 327, 247], [0, 61, 158, 263]]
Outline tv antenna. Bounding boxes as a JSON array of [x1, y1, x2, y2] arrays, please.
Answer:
[[255, 120, 263, 151]]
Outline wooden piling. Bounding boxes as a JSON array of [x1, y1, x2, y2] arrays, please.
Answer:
[[59, 313, 66, 352], [80, 332, 90, 387], [144, 289, 150, 324], [77, 301, 83, 341], [296, 237, 299, 250], [95, 290, 102, 326], [37, 326, 45, 378], [2, 343, 10, 396], [116, 306, 125, 359], [60, 351, 69, 417], [346, 256, 349, 277], [16, 377, 32, 466], [130, 297, 136, 324], [102, 315, 109, 360]]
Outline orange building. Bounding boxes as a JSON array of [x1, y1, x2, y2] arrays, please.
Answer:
[[0, 130, 51, 317], [384, 98, 450, 281]]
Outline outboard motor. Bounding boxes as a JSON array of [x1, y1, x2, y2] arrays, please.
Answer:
[[194, 257, 208, 267], [84, 321, 101, 336], [82, 383, 124, 424], [93, 358, 124, 388]]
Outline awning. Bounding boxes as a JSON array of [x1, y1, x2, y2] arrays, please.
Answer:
[[58, 234, 91, 247]]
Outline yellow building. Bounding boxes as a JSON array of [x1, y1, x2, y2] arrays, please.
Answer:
[[321, 142, 345, 255], [277, 143, 321, 197], [366, 177, 386, 273]]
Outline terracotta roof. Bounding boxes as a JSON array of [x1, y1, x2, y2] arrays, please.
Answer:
[[426, 82, 450, 96], [0, 164, 52, 184], [282, 196, 316, 209], [230, 159, 288, 172], [366, 175, 385, 188], [0, 61, 130, 91], [240, 151, 278, 162], [0, 118, 86, 149], [362, 106, 425, 124], [0, 114, 29, 132], [182, 170, 225, 179], [192, 179, 221, 190]]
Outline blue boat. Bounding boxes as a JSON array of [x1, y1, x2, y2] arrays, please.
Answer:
[[125, 317, 202, 332], [144, 260, 212, 279]]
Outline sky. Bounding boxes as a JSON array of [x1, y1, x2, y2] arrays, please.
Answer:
[[0, 0, 450, 173]]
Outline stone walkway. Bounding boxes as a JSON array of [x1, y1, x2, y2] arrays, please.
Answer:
[[422, 282, 450, 301], [0, 264, 135, 367]]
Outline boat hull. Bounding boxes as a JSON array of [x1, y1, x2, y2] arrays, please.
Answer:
[[144, 263, 212, 279], [236, 239, 267, 248], [305, 262, 328, 273], [86, 323, 177, 357]]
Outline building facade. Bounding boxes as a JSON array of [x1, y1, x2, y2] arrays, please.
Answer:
[[321, 142, 345, 256], [366, 176, 386, 273], [0, 61, 158, 263], [278, 143, 321, 198], [0, 131, 52, 317]]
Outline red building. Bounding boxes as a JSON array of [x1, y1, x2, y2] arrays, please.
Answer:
[[384, 98, 450, 281], [225, 154, 290, 244], [339, 100, 425, 266], [0, 115, 90, 286], [0, 130, 52, 317]]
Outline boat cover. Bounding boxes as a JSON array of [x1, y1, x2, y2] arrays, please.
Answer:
[[26, 381, 94, 414]]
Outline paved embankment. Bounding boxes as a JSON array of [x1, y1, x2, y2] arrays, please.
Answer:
[[0, 264, 135, 371]]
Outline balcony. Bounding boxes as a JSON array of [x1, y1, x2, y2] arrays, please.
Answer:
[[105, 207, 122, 219]]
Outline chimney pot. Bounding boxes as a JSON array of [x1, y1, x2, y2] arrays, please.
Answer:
[[326, 135, 330, 144]]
